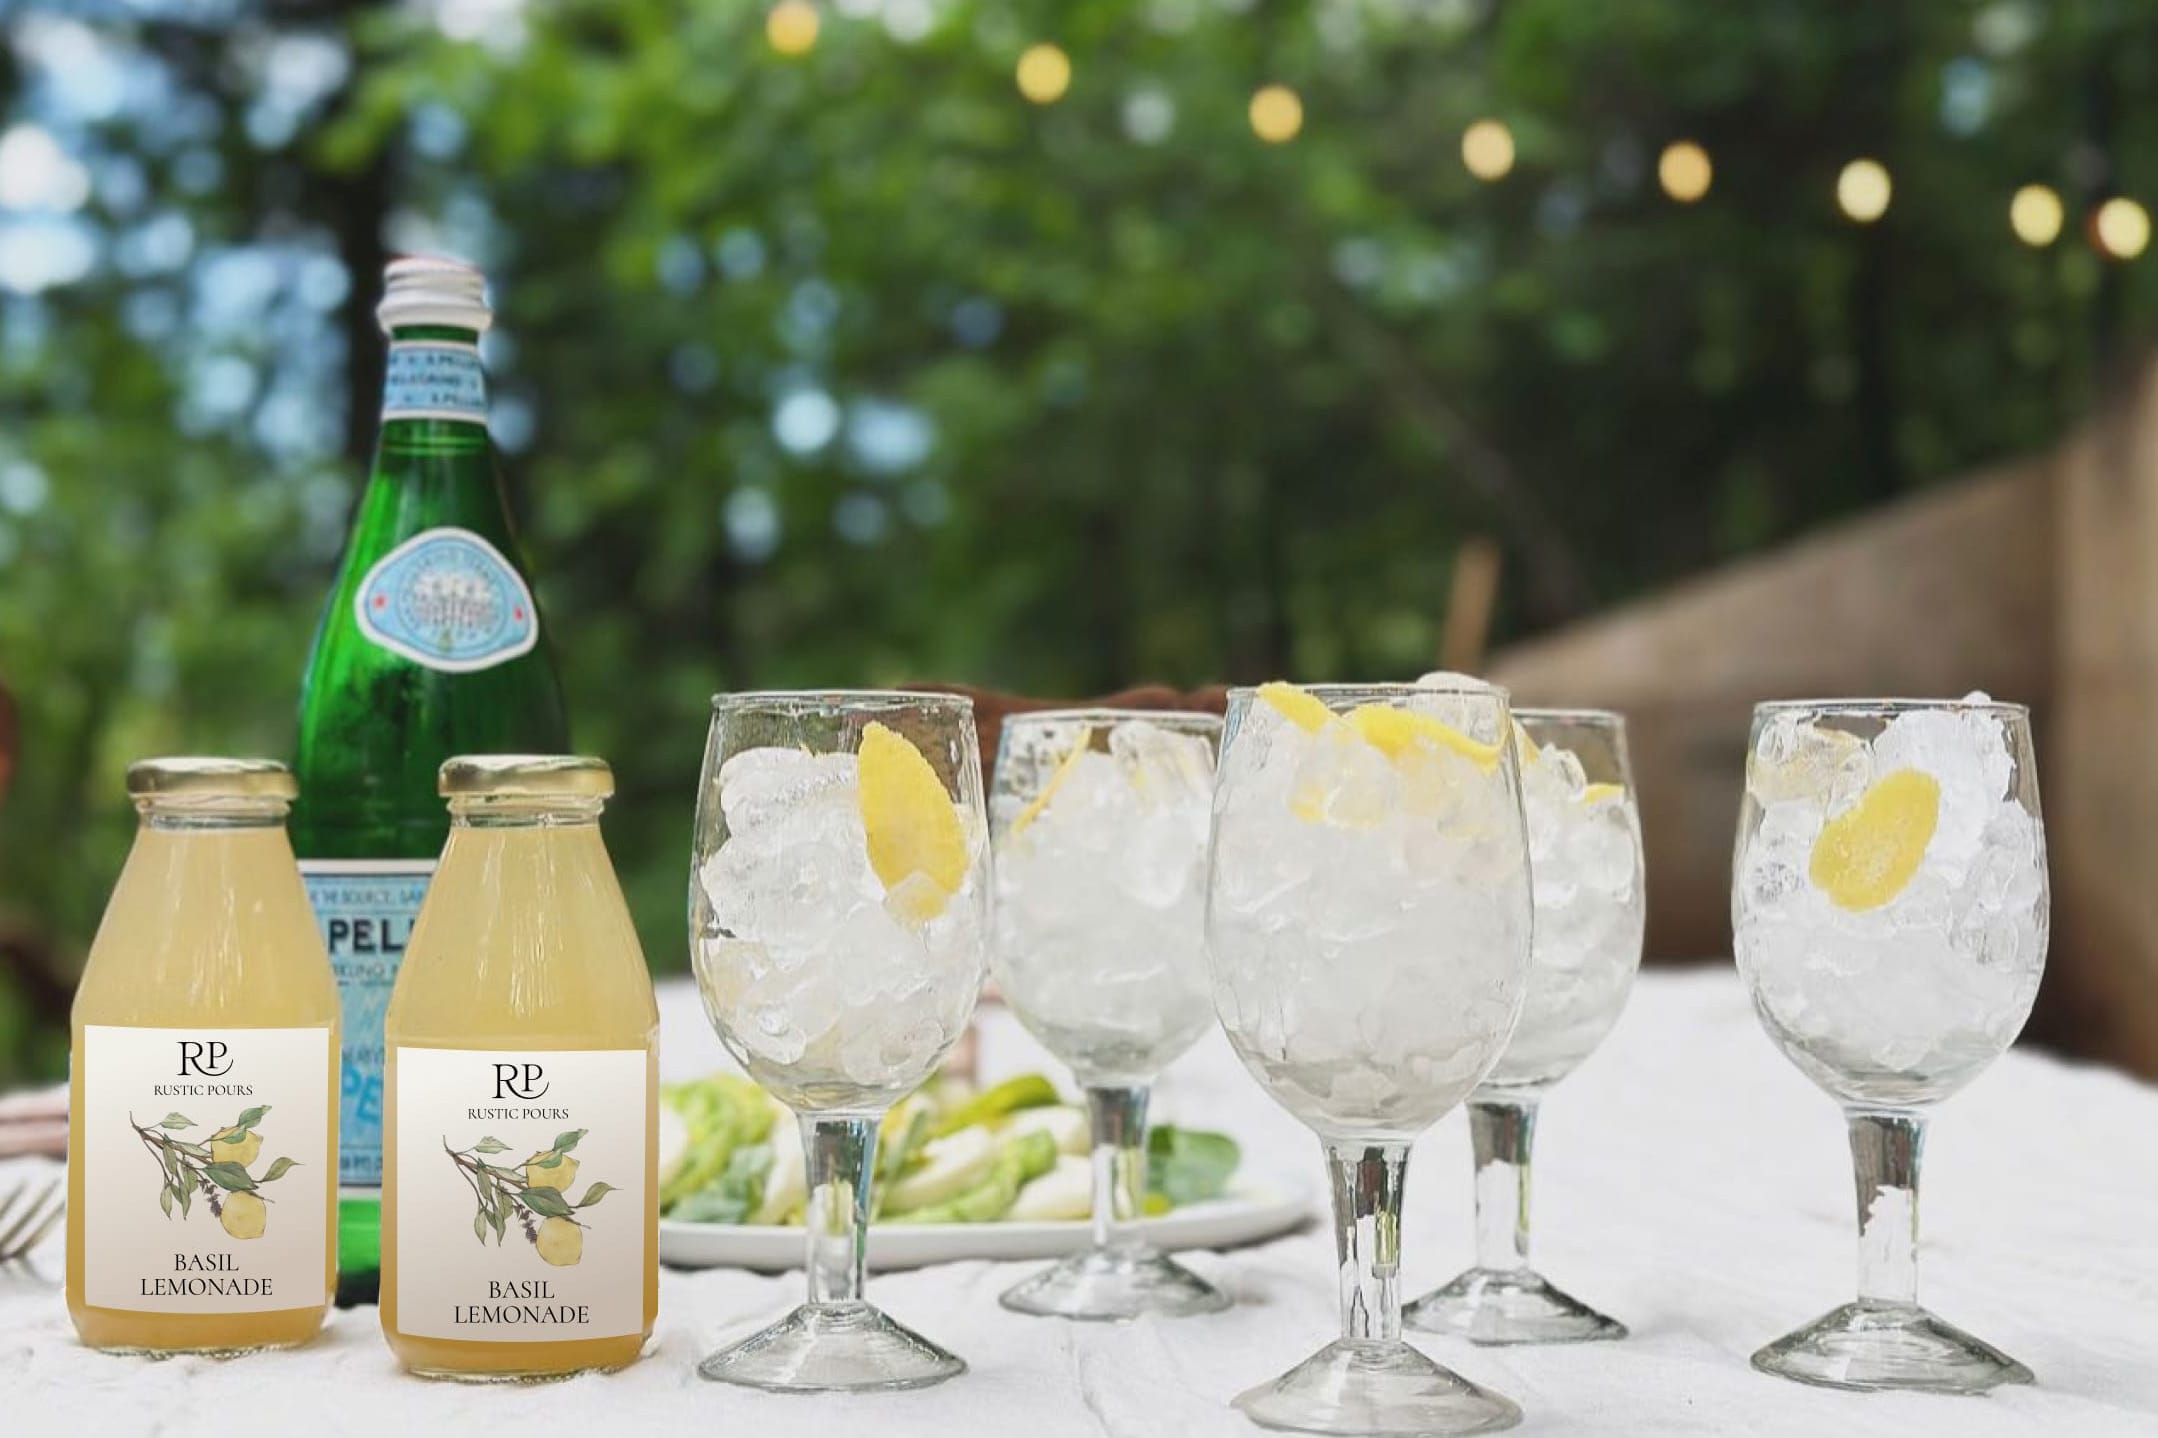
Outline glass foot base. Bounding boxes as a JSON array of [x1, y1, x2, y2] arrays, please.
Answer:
[[698, 1301, 965, 1393], [1405, 1267, 1627, 1346], [1233, 1339, 1521, 1436], [1752, 1300, 2033, 1394], [1000, 1244, 1231, 1321]]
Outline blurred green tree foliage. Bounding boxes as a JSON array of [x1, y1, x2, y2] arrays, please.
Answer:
[[1, 0, 2154, 1079]]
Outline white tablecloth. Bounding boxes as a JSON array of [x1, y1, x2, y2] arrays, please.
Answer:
[[6, 967, 2156, 1436]]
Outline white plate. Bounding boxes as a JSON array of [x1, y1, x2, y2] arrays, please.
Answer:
[[660, 1183, 1312, 1272]]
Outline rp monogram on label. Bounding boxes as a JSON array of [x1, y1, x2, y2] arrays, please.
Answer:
[[153, 1040, 256, 1098], [468, 1061, 570, 1121]]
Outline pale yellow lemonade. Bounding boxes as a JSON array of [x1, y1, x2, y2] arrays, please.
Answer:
[[67, 759, 339, 1355], [381, 756, 658, 1380]]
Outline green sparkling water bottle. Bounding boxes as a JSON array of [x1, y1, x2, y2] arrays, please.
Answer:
[[293, 257, 569, 1307]]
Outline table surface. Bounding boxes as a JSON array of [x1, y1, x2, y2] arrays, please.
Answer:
[[5, 966, 2154, 1437]]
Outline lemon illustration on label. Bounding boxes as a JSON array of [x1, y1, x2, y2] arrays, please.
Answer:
[[535, 1216, 584, 1268], [525, 1151, 579, 1192], [130, 1104, 295, 1238], [859, 721, 969, 923], [220, 1191, 267, 1240], [446, 1126, 616, 1268], [1809, 769, 1940, 911], [211, 1129, 263, 1167]]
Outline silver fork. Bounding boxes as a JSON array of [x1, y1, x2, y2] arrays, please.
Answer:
[[0, 1176, 63, 1266]]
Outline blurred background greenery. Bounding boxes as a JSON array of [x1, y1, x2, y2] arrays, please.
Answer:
[[3, 0, 2155, 1082]]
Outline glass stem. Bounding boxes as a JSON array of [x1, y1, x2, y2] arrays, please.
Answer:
[[1324, 1139, 1409, 1344], [801, 1113, 879, 1308], [1848, 1108, 1923, 1308], [1469, 1092, 1538, 1273], [1086, 1084, 1149, 1254]]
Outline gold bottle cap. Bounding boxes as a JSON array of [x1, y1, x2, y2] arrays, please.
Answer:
[[126, 757, 299, 801], [439, 754, 614, 799]]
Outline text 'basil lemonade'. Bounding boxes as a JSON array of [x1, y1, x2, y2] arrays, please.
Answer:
[[292, 255, 568, 1308], [381, 757, 657, 1381]]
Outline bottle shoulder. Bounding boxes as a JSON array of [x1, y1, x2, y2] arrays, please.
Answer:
[[385, 829, 655, 1039]]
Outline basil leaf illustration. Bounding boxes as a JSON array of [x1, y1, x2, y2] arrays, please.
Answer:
[[259, 1157, 297, 1183], [574, 1182, 615, 1209], [473, 1209, 489, 1245], [204, 1162, 258, 1192], [489, 1204, 507, 1244], [159, 1183, 174, 1218], [520, 1186, 573, 1219], [473, 1137, 510, 1154], [177, 1181, 193, 1217], [234, 1105, 270, 1130], [160, 1113, 194, 1130], [172, 1141, 211, 1160], [533, 1151, 563, 1169], [552, 1130, 585, 1155]]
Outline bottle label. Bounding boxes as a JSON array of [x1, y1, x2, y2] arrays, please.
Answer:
[[354, 527, 540, 673], [79, 1025, 332, 1313], [299, 860, 436, 1189], [381, 340, 486, 423], [390, 1047, 648, 1343]]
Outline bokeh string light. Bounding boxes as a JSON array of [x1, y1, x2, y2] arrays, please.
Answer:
[[1461, 119, 1515, 181], [2009, 184, 2064, 247], [1016, 44, 1072, 105], [813, 32, 2149, 262], [1658, 141, 1712, 203], [1837, 159, 1892, 223], [2095, 197, 2152, 260], [1249, 85, 1303, 144], [765, 0, 818, 56]]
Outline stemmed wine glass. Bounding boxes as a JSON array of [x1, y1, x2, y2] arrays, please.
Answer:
[[1733, 696, 2047, 1392], [689, 691, 989, 1392], [1206, 682, 1533, 1435], [990, 709, 1229, 1320], [1407, 708, 1644, 1345]]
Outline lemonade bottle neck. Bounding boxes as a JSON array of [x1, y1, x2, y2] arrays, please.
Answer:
[[447, 794, 607, 829], [136, 795, 292, 833]]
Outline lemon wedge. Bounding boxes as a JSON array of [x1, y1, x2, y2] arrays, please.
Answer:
[[1011, 727, 1093, 836], [1345, 704, 1502, 771], [1808, 769, 1939, 911], [1580, 782, 1625, 806], [1256, 681, 1332, 733], [859, 721, 968, 919]]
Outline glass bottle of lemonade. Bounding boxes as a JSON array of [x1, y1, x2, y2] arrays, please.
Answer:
[[294, 255, 569, 1309], [67, 759, 339, 1355], [381, 756, 657, 1379]]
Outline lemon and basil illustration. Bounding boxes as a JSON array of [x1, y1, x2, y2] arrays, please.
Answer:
[[445, 1128, 614, 1267], [130, 1105, 299, 1239]]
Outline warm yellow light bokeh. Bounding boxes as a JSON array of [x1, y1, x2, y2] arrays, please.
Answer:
[[2009, 185, 2063, 248], [1461, 119, 1515, 181], [2096, 197, 2152, 260], [1658, 141, 1712, 203], [766, 0, 818, 56], [1016, 44, 1072, 105], [1836, 159, 1892, 223], [1249, 85, 1303, 144]]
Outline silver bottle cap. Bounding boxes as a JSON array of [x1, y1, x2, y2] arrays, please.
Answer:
[[376, 254, 492, 334]]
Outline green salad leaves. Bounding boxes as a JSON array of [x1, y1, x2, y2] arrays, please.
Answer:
[[657, 1071, 1240, 1226]]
